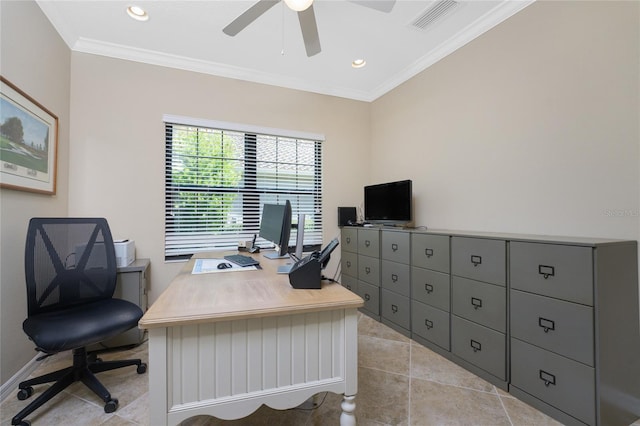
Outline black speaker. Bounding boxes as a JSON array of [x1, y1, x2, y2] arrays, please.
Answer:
[[338, 207, 357, 226]]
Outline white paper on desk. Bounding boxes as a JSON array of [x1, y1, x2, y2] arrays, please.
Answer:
[[192, 258, 257, 274]]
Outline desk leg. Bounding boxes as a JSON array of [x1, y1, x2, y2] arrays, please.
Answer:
[[340, 394, 356, 426], [148, 328, 168, 426]]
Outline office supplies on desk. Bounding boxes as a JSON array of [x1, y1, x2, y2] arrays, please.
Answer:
[[192, 258, 257, 274]]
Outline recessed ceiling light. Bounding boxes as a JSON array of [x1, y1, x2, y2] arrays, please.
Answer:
[[352, 59, 366, 69], [127, 5, 149, 21]]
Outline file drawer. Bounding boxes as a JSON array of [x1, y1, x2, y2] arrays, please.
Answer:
[[511, 290, 594, 366], [341, 274, 357, 293], [411, 267, 450, 312], [510, 241, 593, 306], [358, 229, 380, 258], [341, 251, 358, 278], [511, 338, 595, 426], [358, 255, 380, 286], [381, 289, 410, 331], [451, 237, 506, 285], [412, 301, 450, 350], [357, 281, 380, 316], [451, 316, 506, 380], [452, 276, 506, 333], [381, 260, 410, 297], [341, 228, 358, 253], [411, 233, 450, 273], [381, 231, 410, 264]]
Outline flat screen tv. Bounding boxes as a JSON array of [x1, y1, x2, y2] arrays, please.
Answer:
[[364, 180, 412, 225]]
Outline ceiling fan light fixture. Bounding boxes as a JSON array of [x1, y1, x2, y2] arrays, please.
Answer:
[[127, 5, 149, 21], [352, 59, 367, 68], [284, 0, 314, 12]]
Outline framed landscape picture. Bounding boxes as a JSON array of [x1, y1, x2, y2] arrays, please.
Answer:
[[1, 76, 58, 194]]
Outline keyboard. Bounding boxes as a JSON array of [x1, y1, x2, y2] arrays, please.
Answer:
[[224, 254, 260, 267]]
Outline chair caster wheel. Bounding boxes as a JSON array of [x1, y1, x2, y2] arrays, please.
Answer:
[[17, 387, 34, 401], [104, 398, 119, 413], [137, 363, 147, 374]]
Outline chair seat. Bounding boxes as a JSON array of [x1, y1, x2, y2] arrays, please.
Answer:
[[23, 299, 143, 353]]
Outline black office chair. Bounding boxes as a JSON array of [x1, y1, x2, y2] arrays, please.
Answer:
[[12, 218, 147, 426]]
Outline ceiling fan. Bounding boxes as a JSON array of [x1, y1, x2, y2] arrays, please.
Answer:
[[223, 0, 397, 57]]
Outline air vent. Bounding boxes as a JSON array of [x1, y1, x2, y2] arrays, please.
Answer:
[[411, 0, 459, 30]]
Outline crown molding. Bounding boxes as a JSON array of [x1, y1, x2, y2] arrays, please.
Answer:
[[37, 0, 535, 103]]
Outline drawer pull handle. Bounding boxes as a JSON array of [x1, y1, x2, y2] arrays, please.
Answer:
[[471, 255, 482, 267], [365, 240, 371, 247], [365, 267, 371, 274], [539, 370, 556, 387], [391, 274, 398, 283], [425, 248, 434, 258], [539, 317, 555, 333], [539, 265, 555, 279], [346, 237, 351, 244], [470, 339, 482, 352], [392, 243, 399, 252], [425, 283, 434, 293], [425, 319, 433, 329], [471, 297, 483, 309], [346, 261, 351, 268], [364, 294, 371, 301], [391, 304, 398, 313]]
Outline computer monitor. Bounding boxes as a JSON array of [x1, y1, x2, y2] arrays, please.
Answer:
[[259, 200, 292, 259]]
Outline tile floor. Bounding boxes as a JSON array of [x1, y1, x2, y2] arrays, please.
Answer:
[[2, 313, 639, 425]]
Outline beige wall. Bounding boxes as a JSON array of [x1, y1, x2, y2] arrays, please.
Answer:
[[68, 53, 371, 302], [0, 1, 71, 382], [371, 1, 640, 242]]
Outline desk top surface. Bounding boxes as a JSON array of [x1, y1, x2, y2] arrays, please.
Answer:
[[139, 252, 363, 329]]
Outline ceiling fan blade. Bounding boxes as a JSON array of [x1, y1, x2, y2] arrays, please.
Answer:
[[349, 0, 396, 13], [223, 0, 280, 36], [297, 4, 321, 57]]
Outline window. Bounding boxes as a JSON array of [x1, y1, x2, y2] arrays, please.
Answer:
[[164, 115, 323, 260]]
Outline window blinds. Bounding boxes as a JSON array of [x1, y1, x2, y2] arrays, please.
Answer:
[[164, 118, 323, 259]]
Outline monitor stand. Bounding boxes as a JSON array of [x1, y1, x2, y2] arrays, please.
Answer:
[[275, 214, 305, 274], [263, 252, 289, 260]]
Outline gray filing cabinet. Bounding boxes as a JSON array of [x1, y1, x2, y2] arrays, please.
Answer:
[[450, 236, 507, 386], [340, 228, 380, 319], [380, 230, 411, 337], [339, 226, 639, 425], [89, 258, 150, 351], [509, 240, 640, 426], [411, 233, 451, 351]]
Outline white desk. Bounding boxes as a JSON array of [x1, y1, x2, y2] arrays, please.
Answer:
[[139, 252, 364, 425]]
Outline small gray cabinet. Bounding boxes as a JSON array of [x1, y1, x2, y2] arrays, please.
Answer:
[[88, 258, 149, 351]]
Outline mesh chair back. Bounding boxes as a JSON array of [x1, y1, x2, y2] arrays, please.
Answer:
[[25, 218, 118, 316]]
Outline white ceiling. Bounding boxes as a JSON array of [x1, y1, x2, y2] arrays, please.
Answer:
[[37, 0, 534, 102]]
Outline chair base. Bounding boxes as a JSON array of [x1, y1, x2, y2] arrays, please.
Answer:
[[12, 347, 146, 426]]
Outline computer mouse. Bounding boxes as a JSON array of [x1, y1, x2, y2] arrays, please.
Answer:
[[217, 262, 233, 269]]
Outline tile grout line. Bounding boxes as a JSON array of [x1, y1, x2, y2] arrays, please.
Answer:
[[496, 388, 515, 426]]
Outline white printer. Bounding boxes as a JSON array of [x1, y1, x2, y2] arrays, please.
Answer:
[[114, 239, 135, 267]]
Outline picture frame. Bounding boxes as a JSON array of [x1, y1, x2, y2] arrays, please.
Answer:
[[1, 76, 58, 195]]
